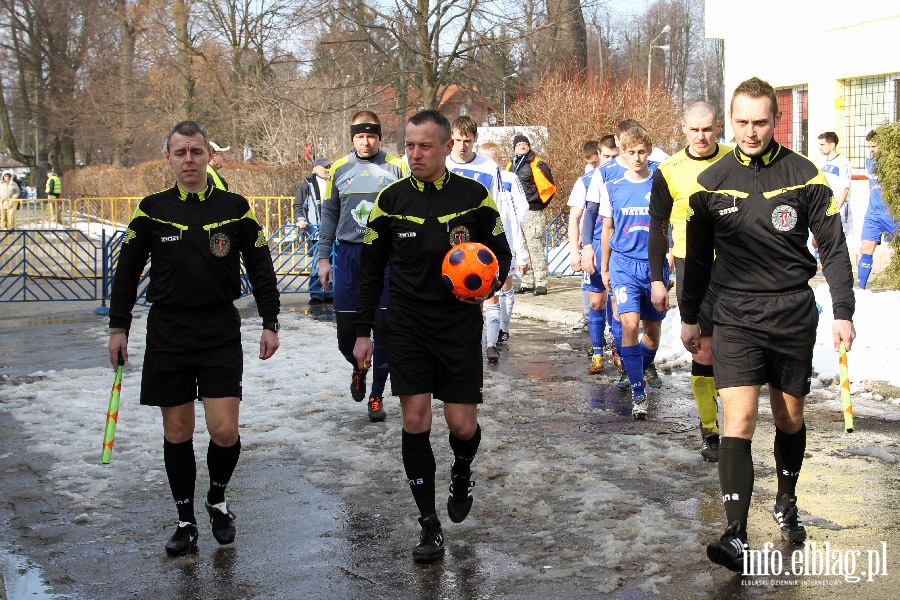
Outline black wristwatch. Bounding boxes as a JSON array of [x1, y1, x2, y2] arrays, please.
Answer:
[[263, 322, 280, 333]]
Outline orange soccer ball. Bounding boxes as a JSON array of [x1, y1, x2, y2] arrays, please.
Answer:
[[441, 242, 499, 299]]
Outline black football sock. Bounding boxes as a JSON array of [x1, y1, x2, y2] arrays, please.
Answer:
[[207, 437, 241, 506], [164, 438, 197, 524], [774, 422, 806, 500], [402, 429, 436, 517], [449, 424, 482, 476], [718, 437, 753, 536]]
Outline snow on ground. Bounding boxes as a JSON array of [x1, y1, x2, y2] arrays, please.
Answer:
[[654, 283, 900, 393], [0, 285, 897, 595]]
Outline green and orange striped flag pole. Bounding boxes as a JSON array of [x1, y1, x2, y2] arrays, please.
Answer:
[[839, 342, 854, 434], [101, 356, 125, 464]]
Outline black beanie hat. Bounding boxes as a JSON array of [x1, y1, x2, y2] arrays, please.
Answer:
[[512, 134, 530, 147]]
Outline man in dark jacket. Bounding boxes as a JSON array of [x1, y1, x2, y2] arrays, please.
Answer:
[[507, 134, 555, 295], [293, 156, 333, 304]]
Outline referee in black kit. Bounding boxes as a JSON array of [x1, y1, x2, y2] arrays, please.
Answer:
[[108, 120, 280, 557], [353, 110, 511, 564], [679, 77, 856, 572]]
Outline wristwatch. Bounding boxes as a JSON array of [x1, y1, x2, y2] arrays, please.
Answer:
[[263, 321, 280, 333]]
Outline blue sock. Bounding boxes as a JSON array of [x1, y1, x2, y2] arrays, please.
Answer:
[[588, 307, 606, 355], [639, 340, 657, 369], [858, 253, 873, 289], [370, 335, 389, 398], [611, 316, 623, 357], [620, 344, 645, 398]]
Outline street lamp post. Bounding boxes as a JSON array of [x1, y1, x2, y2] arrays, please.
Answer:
[[647, 25, 671, 99], [501, 73, 515, 127]]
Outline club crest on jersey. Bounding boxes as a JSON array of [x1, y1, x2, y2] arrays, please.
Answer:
[[209, 232, 231, 257], [449, 225, 470, 246], [771, 205, 798, 232]]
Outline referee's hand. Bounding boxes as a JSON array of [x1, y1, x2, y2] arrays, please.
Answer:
[[259, 329, 279, 359], [680, 323, 701, 354], [833, 319, 855, 352]]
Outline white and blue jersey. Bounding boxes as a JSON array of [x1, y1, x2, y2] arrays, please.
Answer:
[[600, 172, 667, 320], [446, 153, 501, 201], [600, 172, 654, 260], [866, 156, 885, 213], [583, 158, 659, 243], [862, 155, 898, 242]]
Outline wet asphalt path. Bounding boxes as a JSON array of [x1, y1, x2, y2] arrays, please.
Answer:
[[0, 299, 898, 599]]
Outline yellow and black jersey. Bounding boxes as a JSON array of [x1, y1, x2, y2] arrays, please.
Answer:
[[109, 184, 279, 331], [355, 170, 512, 336], [648, 144, 732, 280], [681, 141, 854, 325]]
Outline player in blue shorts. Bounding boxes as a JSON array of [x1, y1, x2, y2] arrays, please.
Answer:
[[857, 129, 898, 289], [568, 136, 618, 373], [597, 127, 668, 419], [583, 122, 663, 389]]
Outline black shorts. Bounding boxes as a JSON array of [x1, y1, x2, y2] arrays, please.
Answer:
[[140, 304, 243, 407], [675, 257, 716, 336], [385, 302, 484, 404], [712, 286, 817, 397]]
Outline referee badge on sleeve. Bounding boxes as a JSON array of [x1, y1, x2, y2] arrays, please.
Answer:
[[209, 232, 232, 257]]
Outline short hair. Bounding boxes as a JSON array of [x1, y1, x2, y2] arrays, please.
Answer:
[[730, 77, 778, 116], [618, 127, 653, 151], [682, 100, 717, 122], [598, 135, 617, 150], [616, 119, 644, 136], [866, 129, 877, 142], [478, 141, 501, 157], [451, 115, 478, 138], [408, 110, 452, 143], [818, 131, 839, 145], [166, 120, 208, 152], [351, 110, 380, 125], [582, 140, 599, 157]]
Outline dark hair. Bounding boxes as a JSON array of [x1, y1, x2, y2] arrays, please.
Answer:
[[616, 119, 643, 136], [582, 140, 599, 157], [166, 121, 209, 152], [730, 77, 778, 117], [818, 131, 839, 145], [408, 110, 452, 143], [351, 110, 380, 125], [451, 115, 478, 138], [598, 134, 617, 150], [866, 129, 877, 142]]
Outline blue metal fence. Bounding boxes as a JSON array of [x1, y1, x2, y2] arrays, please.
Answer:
[[1, 213, 573, 306]]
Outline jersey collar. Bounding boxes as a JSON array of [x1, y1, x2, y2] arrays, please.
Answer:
[[685, 143, 720, 161], [176, 183, 213, 201], [409, 168, 451, 192], [733, 140, 781, 167]]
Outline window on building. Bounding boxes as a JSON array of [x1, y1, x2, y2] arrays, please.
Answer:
[[774, 85, 808, 156], [842, 74, 900, 169]]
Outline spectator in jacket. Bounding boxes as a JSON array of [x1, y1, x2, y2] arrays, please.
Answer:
[[507, 134, 555, 295]]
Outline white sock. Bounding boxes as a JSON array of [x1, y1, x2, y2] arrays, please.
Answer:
[[581, 288, 590, 316], [499, 289, 514, 331], [485, 303, 501, 346]]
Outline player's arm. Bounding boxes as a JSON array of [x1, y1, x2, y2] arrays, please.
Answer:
[[600, 217, 613, 291], [680, 191, 715, 326], [807, 178, 855, 323], [316, 165, 340, 289], [107, 205, 154, 367], [238, 201, 281, 360]]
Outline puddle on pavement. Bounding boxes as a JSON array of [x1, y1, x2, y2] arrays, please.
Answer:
[[0, 546, 59, 599]]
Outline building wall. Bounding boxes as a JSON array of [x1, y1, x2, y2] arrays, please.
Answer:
[[706, 0, 899, 259]]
